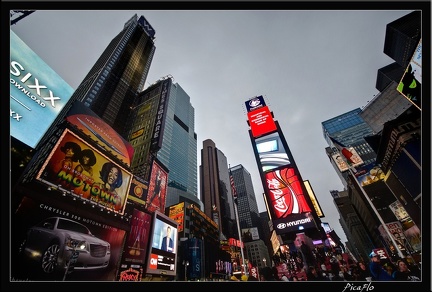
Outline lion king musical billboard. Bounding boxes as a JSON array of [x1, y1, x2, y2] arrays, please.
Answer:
[[36, 129, 132, 214]]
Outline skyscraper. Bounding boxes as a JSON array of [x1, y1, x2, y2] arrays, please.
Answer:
[[126, 76, 197, 202], [229, 164, 262, 237], [200, 139, 236, 239], [155, 82, 197, 197], [383, 11, 421, 68], [322, 108, 377, 168], [70, 14, 156, 137]]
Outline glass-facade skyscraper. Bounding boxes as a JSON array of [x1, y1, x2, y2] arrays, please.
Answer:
[[229, 164, 261, 234], [322, 108, 376, 167], [156, 82, 198, 196], [70, 14, 156, 137]]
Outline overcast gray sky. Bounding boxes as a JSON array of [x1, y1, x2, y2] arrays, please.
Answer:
[[11, 9, 413, 243]]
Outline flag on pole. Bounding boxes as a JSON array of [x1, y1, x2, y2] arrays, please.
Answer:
[[229, 169, 238, 204], [329, 136, 357, 165]]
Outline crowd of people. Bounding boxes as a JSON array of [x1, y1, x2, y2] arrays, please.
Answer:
[[256, 244, 421, 282]]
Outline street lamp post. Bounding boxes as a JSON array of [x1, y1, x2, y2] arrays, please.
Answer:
[[263, 258, 267, 267], [183, 260, 189, 281]]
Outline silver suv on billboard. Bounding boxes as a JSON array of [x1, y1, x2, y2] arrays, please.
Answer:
[[19, 216, 111, 274]]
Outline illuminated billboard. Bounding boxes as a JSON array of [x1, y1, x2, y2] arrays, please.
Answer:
[[145, 160, 168, 213], [10, 30, 74, 148], [127, 175, 149, 206], [244, 95, 266, 112], [241, 227, 260, 242], [12, 196, 126, 281], [124, 209, 152, 265], [264, 166, 312, 219], [145, 211, 178, 276], [397, 39, 421, 110], [332, 153, 349, 172], [303, 180, 324, 218], [247, 106, 277, 138], [36, 129, 132, 214], [66, 101, 134, 166], [272, 212, 316, 235], [255, 131, 290, 172], [355, 163, 386, 186], [168, 202, 185, 232]]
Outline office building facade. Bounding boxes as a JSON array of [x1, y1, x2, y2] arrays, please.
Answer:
[[70, 14, 156, 137], [155, 82, 198, 197], [322, 108, 377, 168], [383, 11, 421, 68], [229, 164, 262, 239], [200, 139, 236, 240]]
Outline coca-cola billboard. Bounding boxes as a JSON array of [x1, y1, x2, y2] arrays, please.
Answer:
[[264, 166, 312, 219]]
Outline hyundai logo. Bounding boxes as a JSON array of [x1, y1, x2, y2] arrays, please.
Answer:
[[276, 223, 286, 229]]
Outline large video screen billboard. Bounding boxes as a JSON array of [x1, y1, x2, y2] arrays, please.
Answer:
[[11, 196, 126, 281], [255, 131, 290, 172], [36, 129, 132, 214], [145, 211, 178, 276], [264, 166, 312, 219], [10, 30, 74, 148], [247, 105, 277, 138]]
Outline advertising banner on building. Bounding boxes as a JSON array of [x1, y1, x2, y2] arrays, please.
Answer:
[[355, 163, 386, 186], [304, 180, 324, 217], [146, 211, 178, 276], [66, 101, 134, 166], [117, 264, 143, 281], [332, 153, 349, 172], [124, 209, 152, 264], [10, 30, 74, 148], [36, 129, 132, 214], [168, 202, 185, 232], [241, 227, 260, 242], [12, 196, 126, 281], [145, 160, 168, 213], [397, 39, 422, 110], [378, 221, 410, 257], [264, 166, 312, 219], [127, 175, 149, 206], [247, 105, 277, 138], [188, 237, 202, 280]]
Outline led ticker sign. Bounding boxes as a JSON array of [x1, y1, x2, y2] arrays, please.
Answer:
[[264, 166, 312, 219], [247, 105, 277, 138]]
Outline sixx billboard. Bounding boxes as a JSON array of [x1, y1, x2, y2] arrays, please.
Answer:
[[36, 129, 132, 214], [10, 30, 74, 148]]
